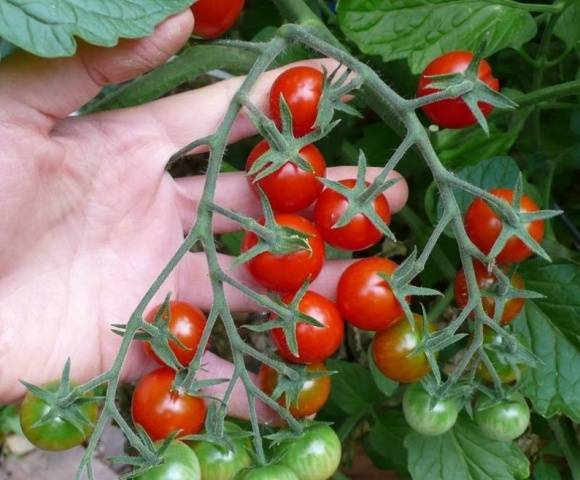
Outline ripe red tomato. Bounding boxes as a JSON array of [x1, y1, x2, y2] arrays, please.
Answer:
[[246, 140, 326, 213], [271, 291, 344, 364], [241, 214, 325, 293], [314, 179, 391, 251], [337, 257, 405, 331], [371, 314, 434, 383], [465, 188, 545, 264], [191, 0, 245, 39], [454, 261, 525, 325], [417, 51, 499, 129], [144, 301, 206, 367], [258, 362, 331, 418], [270, 66, 324, 137], [131, 368, 206, 441]]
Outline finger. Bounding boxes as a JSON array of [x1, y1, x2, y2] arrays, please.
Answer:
[[99, 58, 343, 153], [177, 251, 362, 312], [174, 166, 409, 233], [0, 10, 193, 131]]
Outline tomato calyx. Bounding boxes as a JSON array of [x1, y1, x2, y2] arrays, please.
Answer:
[[319, 151, 397, 240], [417, 45, 516, 133], [20, 359, 101, 435]]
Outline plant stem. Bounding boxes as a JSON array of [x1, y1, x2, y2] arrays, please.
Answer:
[[515, 79, 580, 108], [549, 417, 580, 480]]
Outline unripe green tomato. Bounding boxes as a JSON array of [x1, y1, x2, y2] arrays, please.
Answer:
[[235, 465, 299, 480], [474, 393, 530, 442], [276, 424, 342, 480], [137, 441, 201, 480], [191, 422, 252, 480], [19, 382, 99, 451], [403, 383, 459, 436]]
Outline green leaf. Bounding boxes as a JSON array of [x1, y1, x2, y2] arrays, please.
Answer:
[[513, 262, 580, 422], [405, 415, 529, 480], [0, 0, 191, 58], [220, 231, 245, 256], [364, 410, 409, 475], [554, 3, 580, 49], [533, 459, 562, 480], [337, 0, 536, 73], [368, 347, 399, 397], [325, 360, 383, 414]]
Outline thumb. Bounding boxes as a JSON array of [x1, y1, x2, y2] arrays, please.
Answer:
[[0, 10, 194, 131]]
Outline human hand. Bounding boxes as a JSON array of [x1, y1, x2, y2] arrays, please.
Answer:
[[0, 10, 408, 418]]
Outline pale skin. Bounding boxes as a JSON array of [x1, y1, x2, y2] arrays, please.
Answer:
[[0, 11, 408, 419]]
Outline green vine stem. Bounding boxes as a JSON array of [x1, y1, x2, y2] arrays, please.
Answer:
[[67, 6, 562, 478], [548, 417, 580, 480]]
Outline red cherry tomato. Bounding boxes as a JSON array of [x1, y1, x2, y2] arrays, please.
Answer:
[[131, 368, 206, 441], [258, 362, 331, 418], [337, 257, 405, 331], [314, 179, 391, 251], [371, 314, 434, 383], [191, 0, 245, 39], [454, 260, 525, 325], [271, 291, 344, 364], [417, 51, 499, 129], [465, 188, 545, 264], [241, 214, 325, 293], [270, 66, 324, 137], [246, 140, 326, 213], [144, 301, 206, 367]]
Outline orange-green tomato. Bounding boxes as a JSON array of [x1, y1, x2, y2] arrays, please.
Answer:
[[20, 382, 99, 451], [258, 363, 331, 418], [371, 314, 434, 383]]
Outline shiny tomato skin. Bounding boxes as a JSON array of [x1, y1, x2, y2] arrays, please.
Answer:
[[246, 140, 326, 213], [454, 261, 525, 325], [137, 441, 201, 480], [191, 422, 252, 480], [144, 301, 207, 367], [465, 188, 545, 264], [276, 424, 342, 480], [371, 314, 434, 383], [337, 257, 405, 331], [191, 0, 245, 39], [417, 51, 499, 129], [258, 362, 331, 418], [235, 465, 299, 480], [241, 214, 325, 293], [271, 291, 344, 364], [131, 368, 206, 441], [474, 393, 530, 442], [19, 382, 99, 451], [314, 179, 391, 251], [403, 383, 459, 436], [270, 66, 324, 137]]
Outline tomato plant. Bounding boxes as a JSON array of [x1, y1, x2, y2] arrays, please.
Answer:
[[192, 422, 252, 480], [454, 261, 525, 325], [19, 382, 99, 451], [314, 179, 391, 251], [402, 384, 459, 436], [259, 362, 331, 418], [246, 140, 326, 213], [276, 424, 342, 480], [474, 393, 530, 442], [337, 257, 405, 331], [137, 441, 201, 480], [269, 66, 324, 137], [131, 368, 206, 441], [417, 51, 499, 129], [144, 301, 207, 366], [478, 328, 526, 384], [371, 314, 434, 383], [271, 291, 343, 364], [465, 188, 545, 264], [191, 0, 245, 39]]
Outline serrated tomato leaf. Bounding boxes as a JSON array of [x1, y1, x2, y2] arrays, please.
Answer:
[[0, 0, 191, 58], [405, 415, 529, 480], [364, 410, 409, 475]]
